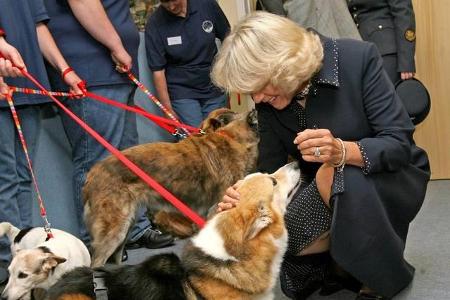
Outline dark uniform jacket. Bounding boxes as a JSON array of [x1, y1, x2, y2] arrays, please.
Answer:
[[256, 35, 430, 297], [347, 0, 416, 75]]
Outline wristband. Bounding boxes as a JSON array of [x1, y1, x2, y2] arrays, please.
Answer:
[[61, 67, 74, 80], [0, 28, 5, 37]]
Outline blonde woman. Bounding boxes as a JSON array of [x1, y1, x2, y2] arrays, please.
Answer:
[[213, 12, 429, 300]]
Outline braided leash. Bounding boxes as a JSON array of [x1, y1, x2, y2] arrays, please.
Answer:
[[4, 92, 53, 239]]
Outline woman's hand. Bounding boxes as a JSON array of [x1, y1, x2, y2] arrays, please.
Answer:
[[400, 72, 414, 80], [63, 71, 86, 98], [294, 128, 343, 166], [111, 47, 132, 73], [216, 180, 243, 213]]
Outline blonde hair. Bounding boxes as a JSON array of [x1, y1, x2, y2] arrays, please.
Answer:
[[211, 11, 324, 95]]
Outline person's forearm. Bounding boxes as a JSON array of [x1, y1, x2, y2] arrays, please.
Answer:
[[153, 70, 172, 108], [36, 23, 69, 73], [67, 0, 125, 53], [343, 141, 364, 167]]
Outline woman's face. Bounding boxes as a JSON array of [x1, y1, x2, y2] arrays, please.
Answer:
[[160, 0, 186, 17], [251, 84, 294, 110]]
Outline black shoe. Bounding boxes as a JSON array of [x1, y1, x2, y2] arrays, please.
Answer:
[[0, 266, 8, 285], [319, 276, 344, 296], [126, 228, 174, 250], [356, 291, 390, 300]]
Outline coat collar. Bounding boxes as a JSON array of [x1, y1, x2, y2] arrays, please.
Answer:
[[313, 33, 340, 88]]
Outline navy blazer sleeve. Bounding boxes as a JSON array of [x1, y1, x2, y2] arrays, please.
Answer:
[[358, 43, 414, 173], [387, 0, 416, 72]]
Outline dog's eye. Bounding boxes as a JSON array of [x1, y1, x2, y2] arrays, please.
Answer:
[[18, 272, 28, 279], [270, 177, 277, 186]]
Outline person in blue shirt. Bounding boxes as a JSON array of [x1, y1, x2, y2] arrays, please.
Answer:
[[145, 0, 230, 128], [0, 0, 83, 284], [43, 0, 174, 254]]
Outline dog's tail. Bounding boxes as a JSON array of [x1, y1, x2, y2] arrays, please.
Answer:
[[0, 222, 21, 242]]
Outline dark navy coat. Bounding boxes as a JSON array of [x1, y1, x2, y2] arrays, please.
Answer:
[[256, 35, 430, 297], [347, 0, 416, 82]]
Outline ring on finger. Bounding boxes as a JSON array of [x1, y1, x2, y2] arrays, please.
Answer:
[[313, 146, 321, 157]]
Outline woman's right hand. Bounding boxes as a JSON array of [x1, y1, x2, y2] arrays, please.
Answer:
[[216, 181, 243, 212]]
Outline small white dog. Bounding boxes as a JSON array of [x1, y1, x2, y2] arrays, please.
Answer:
[[0, 222, 91, 300]]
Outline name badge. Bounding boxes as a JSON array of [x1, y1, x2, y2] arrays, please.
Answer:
[[167, 36, 182, 46]]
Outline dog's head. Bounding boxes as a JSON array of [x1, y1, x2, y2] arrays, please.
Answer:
[[200, 108, 258, 136], [2, 247, 66, 300], [199, 108, 240, 133], [232, 161, 301, 241]]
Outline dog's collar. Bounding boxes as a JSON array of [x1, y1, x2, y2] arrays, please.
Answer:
[[216, 130, 234, 140], [92, 270, 108, 300]]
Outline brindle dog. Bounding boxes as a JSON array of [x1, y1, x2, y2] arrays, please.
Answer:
[[83, 109, 259, 267]]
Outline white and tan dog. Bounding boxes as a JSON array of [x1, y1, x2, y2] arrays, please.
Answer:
[[46, 162, 301, 300], [0, 222, 91, 300]]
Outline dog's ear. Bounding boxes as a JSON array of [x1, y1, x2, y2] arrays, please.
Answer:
[[41, 254, 67, 272], [245, 201, 273, 240]]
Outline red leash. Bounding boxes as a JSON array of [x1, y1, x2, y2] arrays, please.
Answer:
[[0, 54, 206, 228], [9, 86, 203, 136], [4, 92, 54, 239]]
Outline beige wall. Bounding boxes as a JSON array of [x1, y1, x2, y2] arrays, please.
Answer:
[[412, 0, 450, 179]]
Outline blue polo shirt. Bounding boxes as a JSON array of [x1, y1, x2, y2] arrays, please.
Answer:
[[145, 0, 230, 100], [0, 0, 51, 107], [43, 0, 140, 90]]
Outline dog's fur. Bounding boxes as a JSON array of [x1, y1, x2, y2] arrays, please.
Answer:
[[47, 162, 301, 300], [83, 108, 259, 267], [0, 222, 91, 300]]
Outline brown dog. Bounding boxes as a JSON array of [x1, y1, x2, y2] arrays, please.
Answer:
[[83, 109, 259, 267]]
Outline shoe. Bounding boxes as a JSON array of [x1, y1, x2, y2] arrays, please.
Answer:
[[319, 276, 344, 296], [355, 291, 390, 300], [126, 228, 174, 250], [0, 266, 8, 285]]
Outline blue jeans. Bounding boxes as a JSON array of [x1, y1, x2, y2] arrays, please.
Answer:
[[0, 105, 41, 262], [59, 84, 150, 244], [171, 94, 227, 127]]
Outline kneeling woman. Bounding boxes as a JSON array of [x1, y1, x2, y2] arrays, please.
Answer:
[[212, 12, 430, 300]]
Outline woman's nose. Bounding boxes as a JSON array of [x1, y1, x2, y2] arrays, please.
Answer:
[[251, 92, 265, 103]]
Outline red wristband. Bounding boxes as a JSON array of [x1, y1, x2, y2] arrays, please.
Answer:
[[0, 29, 5, 37], [61, 67, 74, 80]]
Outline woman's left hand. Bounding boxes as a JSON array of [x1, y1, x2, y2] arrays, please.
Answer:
[[294, 128, 343, 166]]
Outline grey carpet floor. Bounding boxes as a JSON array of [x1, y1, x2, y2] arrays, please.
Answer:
[[126, 180, 450, 300]]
